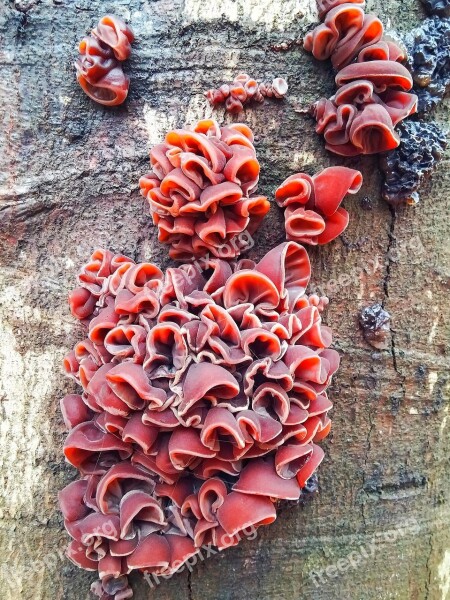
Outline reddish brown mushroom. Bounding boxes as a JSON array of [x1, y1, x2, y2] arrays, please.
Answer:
[[205, 73, 288, 112], [275, 166, 363, 243], [60, 243, 338, 598], [94, 15, 135, 61], [304, 3, 384, 70], [139, 119, 270, 260], [75, 15, 134, 106], [304, 0, 418, 156]]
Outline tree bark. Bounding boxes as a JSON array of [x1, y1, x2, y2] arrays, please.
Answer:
[[0, 0, 449, 599]]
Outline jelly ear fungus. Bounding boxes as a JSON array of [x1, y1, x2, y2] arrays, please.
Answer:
[[75, 15, 134, 106]]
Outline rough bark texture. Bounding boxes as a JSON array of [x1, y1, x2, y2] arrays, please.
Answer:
[[0, 0, 449, 599]]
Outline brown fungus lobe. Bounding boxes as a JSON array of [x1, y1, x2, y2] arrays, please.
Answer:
[[304, 0, 418, 156], [75, 15, 134, 106], [205, 73, 288, 113]]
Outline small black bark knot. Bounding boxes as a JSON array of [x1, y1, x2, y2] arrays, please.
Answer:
[[359, 303, 391, 350]]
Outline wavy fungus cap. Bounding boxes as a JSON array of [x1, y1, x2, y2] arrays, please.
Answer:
[[60, 243, 338, 598], [304, 0, 418, 156], [94, 15, 135, 61], [75, 15, 134, 106], [317, 0, 366, 19], [275, 166, 362, 244], [139, 119, 270, 260], [205, 73, 288, 112], [303, 3, 383, 70]]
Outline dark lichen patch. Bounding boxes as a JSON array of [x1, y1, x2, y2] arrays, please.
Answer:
[[379, 120, 447, 206], [415, 365, 428, 384], [405, 16, 450, 112], [303, 473, 319, 495], [360, 196, 374, 211], [420, 0, 450, 17], [390, 394, 402, 416], [359, 303, 391, 350], [362, 466, 427, 498]]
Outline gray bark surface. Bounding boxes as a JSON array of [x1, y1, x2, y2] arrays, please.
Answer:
[[0, 0, 449, 599]]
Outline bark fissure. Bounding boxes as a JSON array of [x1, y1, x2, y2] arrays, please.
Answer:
[[384, 204, 407, 401], [361, 402, 375, 526], [188, 569, 194, 600], [424, 531, 434, 600], [382, 204, 396, 303]]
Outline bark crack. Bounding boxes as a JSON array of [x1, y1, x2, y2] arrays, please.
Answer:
[[187, 569, 193, 600], [424, 531, 434, 600], [361, 403, 375, 526], [383, 204, 406, 400], [382, 204, 396, 302]]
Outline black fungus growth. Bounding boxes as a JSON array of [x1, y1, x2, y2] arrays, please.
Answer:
[[420, 0, 450, 17], [379, 121, 447, 206], [303, 473, 319, 495], [405, 16, 450, 112], [359, 304, 391, 350]]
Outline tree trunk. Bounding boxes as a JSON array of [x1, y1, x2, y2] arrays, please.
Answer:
[[0, 0, 449, 599]]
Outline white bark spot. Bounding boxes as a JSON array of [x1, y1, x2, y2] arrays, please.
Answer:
[[438, 550, 450, 600]]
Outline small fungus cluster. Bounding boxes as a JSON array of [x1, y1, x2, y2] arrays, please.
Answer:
[[75, 15, 134, 106], [139, 119, 270, 260], [275, 166, 362, 244], [205, 73, 288, 113], [304, 0, 418, 155]]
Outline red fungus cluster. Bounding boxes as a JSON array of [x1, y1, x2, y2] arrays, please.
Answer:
[[75, 15, 134, 106], [205, 73, 288, 113], [139, 119, 270, 260], [304, 0, 418, 155], [60, 242, 338, 598], [275, 166, 362, 245]]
